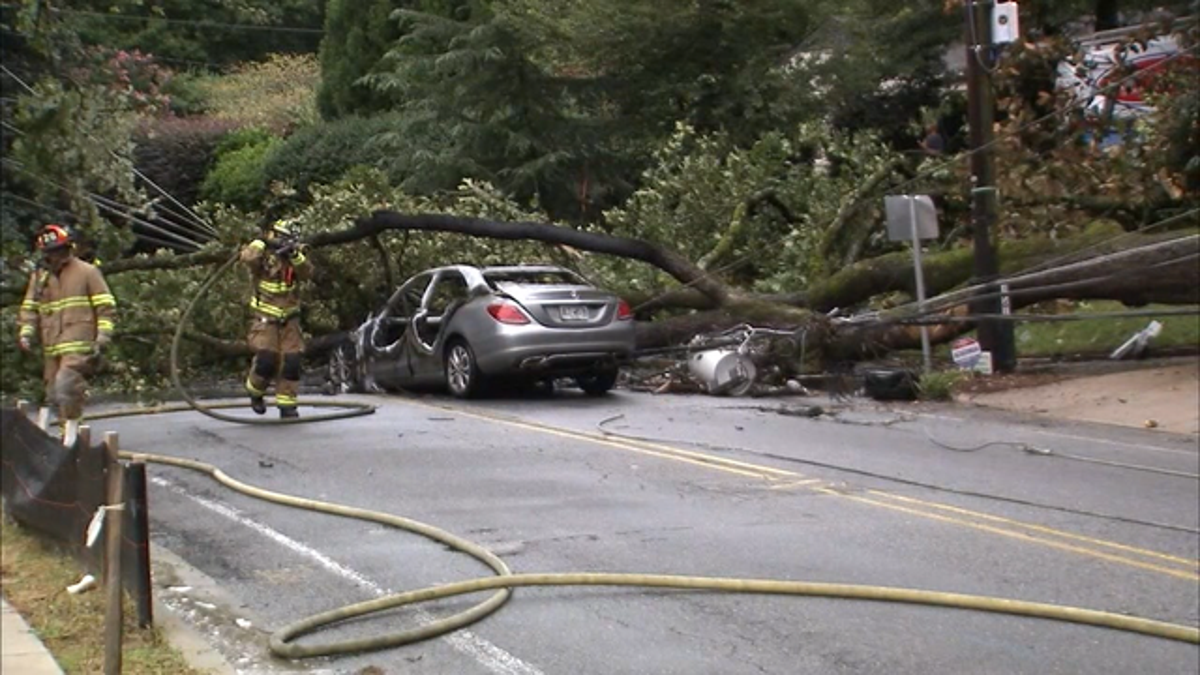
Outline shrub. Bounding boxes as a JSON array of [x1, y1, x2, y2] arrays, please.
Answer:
[[917, 370, 968, 401], [198, 54, 321, 134], [259, 114, 406, 195], [133, 116, 243, 208], [200, 130, 281, 209]]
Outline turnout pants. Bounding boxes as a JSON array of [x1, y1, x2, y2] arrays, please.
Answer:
[[44, 353, 92, 421], [245, 316, 305, 409]]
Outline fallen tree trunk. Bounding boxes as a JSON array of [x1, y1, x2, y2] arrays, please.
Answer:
[[11, 210, 1191, 367]]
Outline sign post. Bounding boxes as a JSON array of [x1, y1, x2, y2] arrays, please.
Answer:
[[885, 195, 940, 373]]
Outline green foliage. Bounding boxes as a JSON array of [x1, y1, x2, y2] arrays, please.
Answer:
[[200, 129, 281, 210], [524, 0, 821, 143], [597, 122, 905, 298], [317, 0, 408, 119], [197, 54, 321, 133], [366, 4, 613, 219], [160, 71, 211, 116], [259, 114, 408, 195], [6, 78, 143, 261], [356, 0, 831, 221], [62, 0, 325, 68], [917, 370, 966, 401], [132, 116, 243, 211], [0, 308, 45, 399]]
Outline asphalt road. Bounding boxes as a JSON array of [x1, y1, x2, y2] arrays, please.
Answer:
[[95, 389, 1200, 675]]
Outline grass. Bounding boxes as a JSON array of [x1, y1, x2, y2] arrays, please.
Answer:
[[917, 370, 968, 401], [0, 517, 206, 675], [929, 302, 1200, 361], [1013, 302, 1199, 358]]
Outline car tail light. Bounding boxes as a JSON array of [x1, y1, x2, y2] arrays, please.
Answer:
[[487, 301, 530, 325], [616, 299, 633, 321]]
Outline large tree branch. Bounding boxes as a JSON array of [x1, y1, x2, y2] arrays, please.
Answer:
[[122, 328, 349, 358], [101, 248, 231, 275], [323, 211, 734, 305], [771, 229, 1197, 312], [816, 158, 904, 263]]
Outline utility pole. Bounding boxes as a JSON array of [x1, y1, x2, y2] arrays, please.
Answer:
[[965, 0, 1016, 373]]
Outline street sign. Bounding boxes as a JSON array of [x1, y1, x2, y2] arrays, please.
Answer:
[[884, 195, 939, 242], [951, 338, 982, 370], [885, 194, 940, 373]]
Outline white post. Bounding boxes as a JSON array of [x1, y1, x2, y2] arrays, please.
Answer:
[[909, 196, 933, 374]]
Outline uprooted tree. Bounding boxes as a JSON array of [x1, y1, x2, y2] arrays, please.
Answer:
[[31, 205, 1194, 365]]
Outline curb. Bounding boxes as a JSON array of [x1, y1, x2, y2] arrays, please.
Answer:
[[1, 597, 65, 675], [151, 544, 262, 675]]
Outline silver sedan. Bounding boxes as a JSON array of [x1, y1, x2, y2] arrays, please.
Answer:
[[329, 264, 637, 398]]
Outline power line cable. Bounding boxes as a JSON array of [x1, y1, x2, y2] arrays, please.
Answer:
[[1, 64, 220, 238], [2, 187, 199, 253], [921, 426, 1199, 479], [884, 226, 1199, 321], [594, 415, 1199, 534], [3, 159, 207, 251]]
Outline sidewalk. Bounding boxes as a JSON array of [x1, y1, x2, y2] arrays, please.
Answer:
[[2, 597, 65, 675]]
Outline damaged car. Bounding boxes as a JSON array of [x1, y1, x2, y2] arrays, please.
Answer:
[[328, 264, 637, 398]]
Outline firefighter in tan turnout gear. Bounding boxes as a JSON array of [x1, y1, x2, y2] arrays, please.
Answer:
[[241, 219, 313, 418], [16, 224, 117, 445]]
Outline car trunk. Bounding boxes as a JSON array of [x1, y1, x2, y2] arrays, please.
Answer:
[[496, 284, 616, 328]]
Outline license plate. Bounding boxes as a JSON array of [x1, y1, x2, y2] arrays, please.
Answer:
[[559, 305, 589, 321]]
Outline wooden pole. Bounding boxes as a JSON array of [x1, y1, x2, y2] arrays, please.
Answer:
[[125, 463, 154, 628], [103, 431, 124, 675]]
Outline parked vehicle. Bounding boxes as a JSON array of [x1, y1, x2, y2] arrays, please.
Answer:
[[328, 264, 637, 398]]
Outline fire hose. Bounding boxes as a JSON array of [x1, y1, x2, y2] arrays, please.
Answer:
[[76, 247, 1199, 659]]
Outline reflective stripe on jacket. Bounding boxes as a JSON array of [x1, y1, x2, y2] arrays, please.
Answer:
[[17, 257, 116, 353], [240, 239, 313, 321]]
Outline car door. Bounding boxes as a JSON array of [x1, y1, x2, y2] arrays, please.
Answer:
[[366, 273, 431, 389], [408, 270, 471, 382]]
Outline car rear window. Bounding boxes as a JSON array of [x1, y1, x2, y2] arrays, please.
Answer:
[[484, 270, 587, 287]]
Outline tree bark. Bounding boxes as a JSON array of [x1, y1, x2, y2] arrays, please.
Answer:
[[320, 211, 735, 305]]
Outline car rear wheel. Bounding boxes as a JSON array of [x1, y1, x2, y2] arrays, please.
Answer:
[[445, 338, 485, 398], [575, 367, 618, 396]]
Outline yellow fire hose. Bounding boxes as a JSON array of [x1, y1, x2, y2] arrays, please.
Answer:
[[79, 245, 1199, 659]]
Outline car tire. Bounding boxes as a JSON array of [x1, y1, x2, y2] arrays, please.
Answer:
[[327, 341, 363, 394], [445, 338, 485, 399], [575, 367, 618, 396]]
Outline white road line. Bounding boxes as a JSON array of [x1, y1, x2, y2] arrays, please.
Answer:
[[151, 476, 545, 675]]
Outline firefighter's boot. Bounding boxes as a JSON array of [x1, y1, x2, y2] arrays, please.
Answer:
[[279, 405, 299, 420], [250, 395, 267, 415]]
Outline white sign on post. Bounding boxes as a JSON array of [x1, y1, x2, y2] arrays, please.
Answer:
[[884, 195, 940, 374]]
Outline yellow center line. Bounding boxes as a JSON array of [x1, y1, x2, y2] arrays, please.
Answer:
[[866, 490, 1200, 568], [768, 479, 825, 490], [410, 399, 799, 480], [395, 397, 1197, 581], [817, 488, 1200, 582]]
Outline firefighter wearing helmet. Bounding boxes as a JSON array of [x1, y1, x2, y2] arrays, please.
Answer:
[[240, 218, 313, 418], [16, 224, 117, 445]]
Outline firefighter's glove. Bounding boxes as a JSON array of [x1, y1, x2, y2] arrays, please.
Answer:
[[90, 338, 109, 371], [278, 242, 306, 260], [17, 335, 32, 353]]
